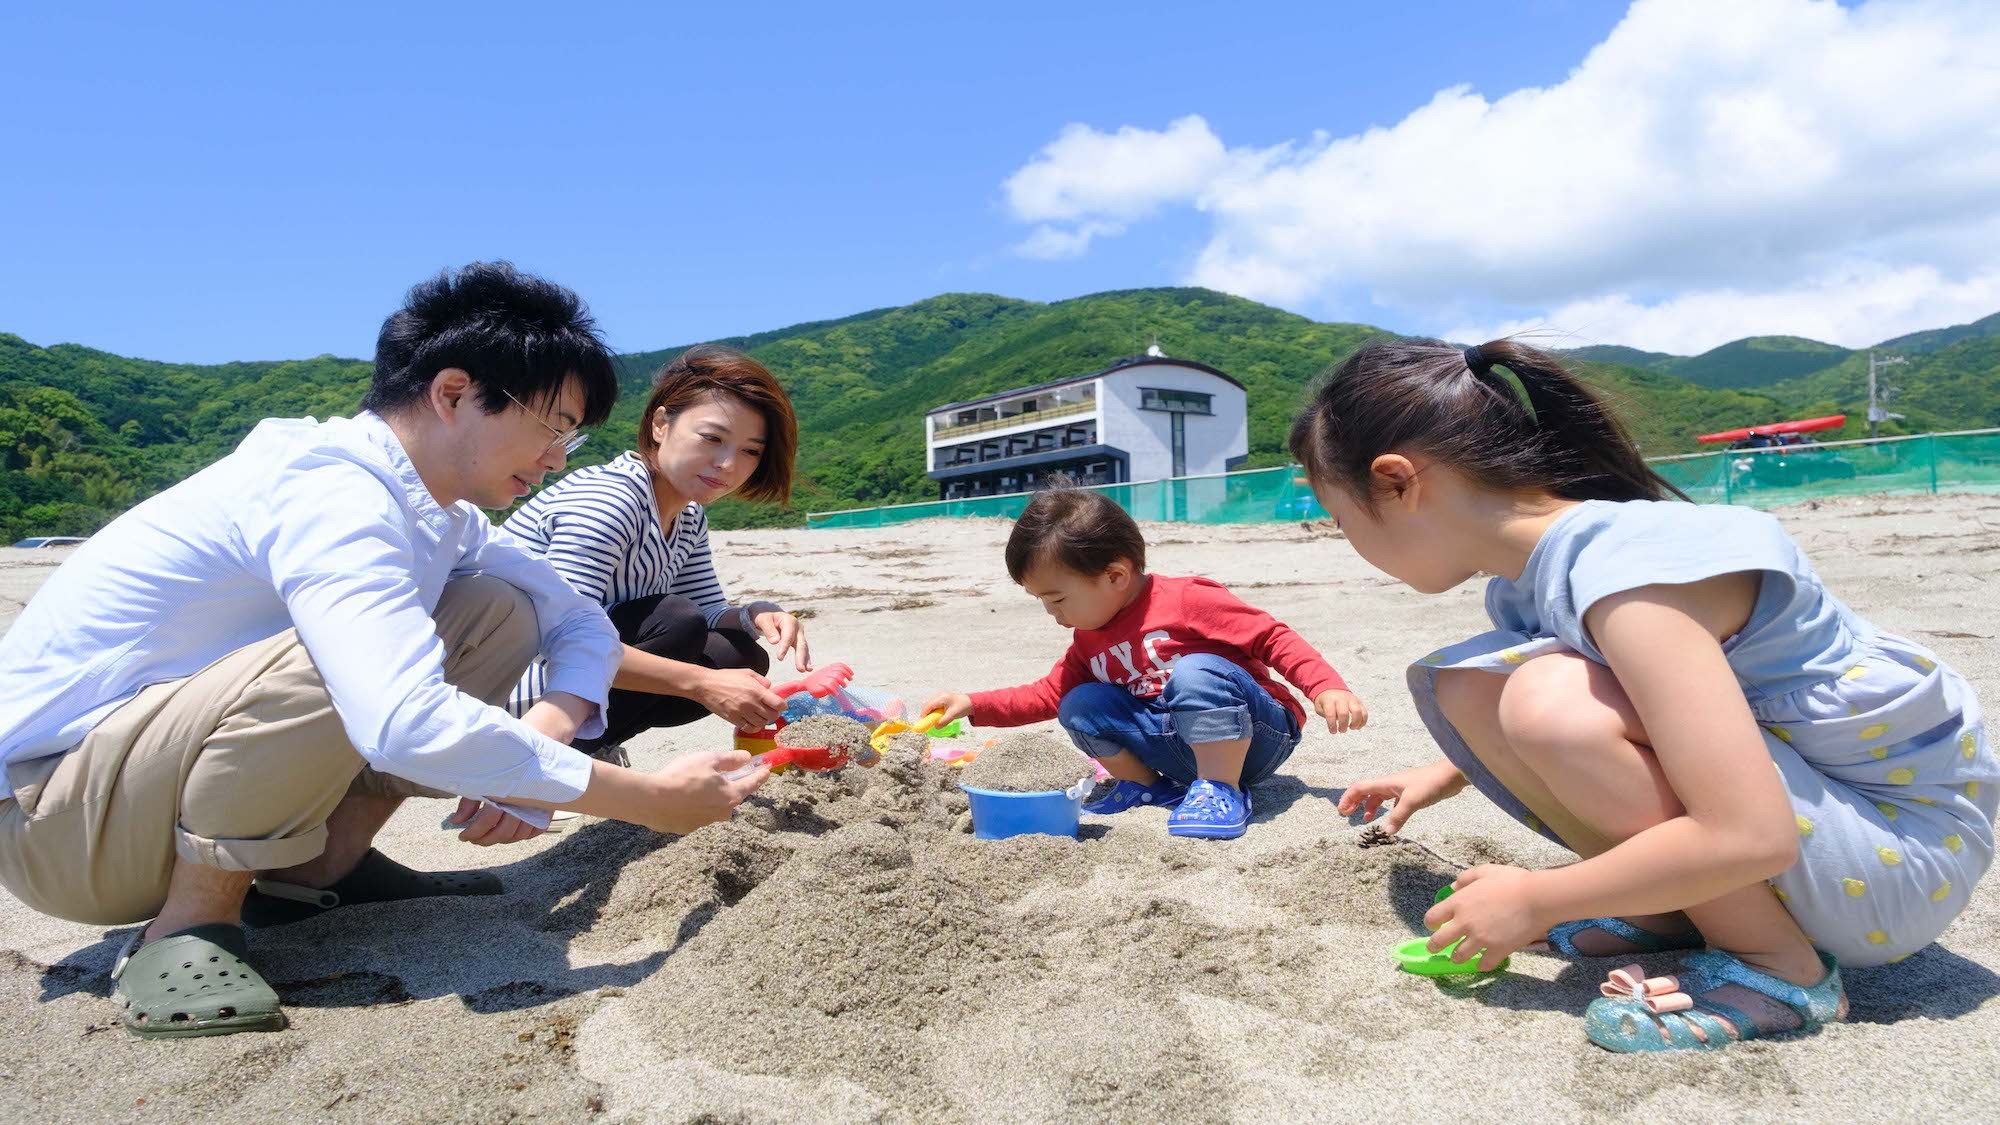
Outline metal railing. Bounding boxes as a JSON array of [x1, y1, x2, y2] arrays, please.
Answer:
[[929, 398, 1096, 441]]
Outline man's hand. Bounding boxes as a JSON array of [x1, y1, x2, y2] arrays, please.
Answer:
[[700, 668, 786, 731], [1314, 689, 1368, 734], [752, 609, 811, 673], [639, 750, 770, 835], [920, 691, 974, 726], [445, 798, 545, 846], [1334, 758, 1467, 836]]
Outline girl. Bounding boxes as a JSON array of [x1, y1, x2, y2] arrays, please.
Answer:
[[504, 345, 808, 766], [1296, 338, 1994, 1052]]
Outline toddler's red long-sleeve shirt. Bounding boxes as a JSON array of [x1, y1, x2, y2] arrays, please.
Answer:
[[967, 575, 1347, 729]]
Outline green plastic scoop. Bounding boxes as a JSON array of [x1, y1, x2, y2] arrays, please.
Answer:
[[1393, 885, 1509, 976]]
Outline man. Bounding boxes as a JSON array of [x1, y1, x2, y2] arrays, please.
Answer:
[[0, 262, 769, 1039]]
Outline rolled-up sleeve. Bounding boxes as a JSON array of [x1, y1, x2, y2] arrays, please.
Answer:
[[241, 457, 598, 802]]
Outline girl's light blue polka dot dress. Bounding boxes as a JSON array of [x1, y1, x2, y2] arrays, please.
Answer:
[[1408, 499, 1995, 967]]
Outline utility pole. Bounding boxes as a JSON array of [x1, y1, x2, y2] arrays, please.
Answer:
[[1867, 351, 1906, 440]]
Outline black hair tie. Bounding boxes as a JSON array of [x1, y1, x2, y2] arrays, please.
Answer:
[[1463, 345, 1492, 375]]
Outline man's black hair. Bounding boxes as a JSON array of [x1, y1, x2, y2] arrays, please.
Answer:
[[362, 261, 617, 425]]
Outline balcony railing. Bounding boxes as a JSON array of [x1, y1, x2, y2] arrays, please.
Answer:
[[930, 398, 1095, 441]]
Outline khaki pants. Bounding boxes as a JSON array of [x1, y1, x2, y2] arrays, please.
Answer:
[[0, 576, 539, 925]]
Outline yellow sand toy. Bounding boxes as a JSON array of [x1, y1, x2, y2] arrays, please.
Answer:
[[869, 710, 963, 752]]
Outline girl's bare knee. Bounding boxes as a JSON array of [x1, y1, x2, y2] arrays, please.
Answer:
[[1496, 654, 1639, 761]]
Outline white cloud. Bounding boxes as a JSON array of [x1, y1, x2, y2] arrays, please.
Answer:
[[1446, 264, 2000, 355], [1004, 115, 1233, 225], [1002, 0, 2000, 352]]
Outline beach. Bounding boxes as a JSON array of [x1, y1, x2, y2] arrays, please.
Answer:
[[1, 492, 1995, 1122]]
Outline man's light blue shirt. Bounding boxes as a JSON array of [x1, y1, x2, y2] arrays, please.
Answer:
[[0, 412, 618, 804]]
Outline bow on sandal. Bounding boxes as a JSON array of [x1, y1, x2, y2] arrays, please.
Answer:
[[1584, 949, 1844, 1052]]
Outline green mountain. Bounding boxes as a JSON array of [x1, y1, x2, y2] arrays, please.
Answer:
[[1874, 310, 2000, 355], [1756, 334, 2000, 436], [6, 289, 1998, 540], [1565, 344, 1679, 371], [1664, 335, 1852, 390], [1568, 335, 1856, 392]]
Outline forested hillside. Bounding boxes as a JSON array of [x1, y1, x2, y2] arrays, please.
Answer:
[[6, 289, 1996, 538]]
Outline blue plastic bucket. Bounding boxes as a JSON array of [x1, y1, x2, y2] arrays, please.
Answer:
[[959, 777, 1093, 840]]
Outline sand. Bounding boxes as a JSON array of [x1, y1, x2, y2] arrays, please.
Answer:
[[959, 731, 1096, 792], [2, 492, 1997, 1122], [774, 713, 877, 767]]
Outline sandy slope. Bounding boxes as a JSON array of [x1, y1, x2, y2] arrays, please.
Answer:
[[1, 492, 1994, 1122]]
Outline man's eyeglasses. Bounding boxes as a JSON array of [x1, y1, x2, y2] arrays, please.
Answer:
[[501, 389, 589, 456]]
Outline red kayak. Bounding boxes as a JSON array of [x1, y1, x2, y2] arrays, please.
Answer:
[[1697, 414, 1847, 444]]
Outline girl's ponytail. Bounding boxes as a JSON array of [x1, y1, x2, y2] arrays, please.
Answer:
[[1289, 337, 1686, 511], [1476, 340, 1685, 503]]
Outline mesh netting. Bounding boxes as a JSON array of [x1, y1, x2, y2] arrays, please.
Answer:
[[809, 431, 2000, 528]]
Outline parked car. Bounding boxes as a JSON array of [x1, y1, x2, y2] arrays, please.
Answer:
[[10, 536, 89, 549]]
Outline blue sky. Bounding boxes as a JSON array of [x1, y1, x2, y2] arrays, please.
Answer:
[[0, 1, 1629, 361], [5, 1, 1995, 362]]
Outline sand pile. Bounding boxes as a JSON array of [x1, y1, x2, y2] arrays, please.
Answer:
[[776, 714, 878, 764], [959, 730, 1095, 792], [553, 819, 798, 950], [734, 734, 968, 837], [622, 823, 1048, 1093]]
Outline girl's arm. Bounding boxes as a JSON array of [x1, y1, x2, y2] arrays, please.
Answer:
[[1432, 575, 1798, 960]]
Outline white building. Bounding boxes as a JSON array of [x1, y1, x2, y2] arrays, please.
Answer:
[[925, 350, 1249, 500]]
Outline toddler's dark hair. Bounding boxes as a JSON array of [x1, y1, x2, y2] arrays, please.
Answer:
[[1288, 338, 1685, 510], [1004, 480, 1146, 583]]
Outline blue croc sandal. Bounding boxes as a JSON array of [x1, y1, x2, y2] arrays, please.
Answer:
[[1545, 916, 1703, 957], [1584, 950, 1844, 1053], [1083, 778, 1189, 815], [1168, 779, 1251, 840]]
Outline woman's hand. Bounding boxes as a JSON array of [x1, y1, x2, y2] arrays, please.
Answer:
[[1315, 689, 1369, 734], [752, 608, 810, 672], [700, 668, 786, 730], [921, 691, 974, 726], [1423, 865, 1547, 971], [1335, 758, 1466, 835]]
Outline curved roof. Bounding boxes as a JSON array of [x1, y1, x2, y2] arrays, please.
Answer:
[[927, 355, 1244, 415]]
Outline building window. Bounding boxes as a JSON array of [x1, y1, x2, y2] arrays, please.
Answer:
[[1170, 413, 1187, 478], [1139, 388, 1213, 414]]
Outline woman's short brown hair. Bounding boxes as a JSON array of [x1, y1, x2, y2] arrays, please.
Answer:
[[637, 344, 797, 504], [1004, 481, 1147, 583]]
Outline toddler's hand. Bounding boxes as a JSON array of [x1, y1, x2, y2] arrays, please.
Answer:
[[921, 691, 974, 725], [1315, 689, 1368, 734], [1423, 865, 1545, 971], [1335, 758, 1466, 835]]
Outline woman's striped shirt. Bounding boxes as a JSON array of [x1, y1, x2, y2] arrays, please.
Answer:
[[501, 451, 732, 714]]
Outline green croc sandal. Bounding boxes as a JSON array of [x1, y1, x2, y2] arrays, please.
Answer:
[[111, 924, 285, 1039], [1584, 950, 1843, 1053], [242, 848, 503, 928]]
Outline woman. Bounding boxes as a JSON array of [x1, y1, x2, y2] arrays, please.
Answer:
[[505, 345, 806, 762]]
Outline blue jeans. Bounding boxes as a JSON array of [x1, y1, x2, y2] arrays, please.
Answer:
[[1056, 654, 1301, 787]]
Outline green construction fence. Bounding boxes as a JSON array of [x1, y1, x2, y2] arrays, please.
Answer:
[[806, 429, 2000, 530]]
